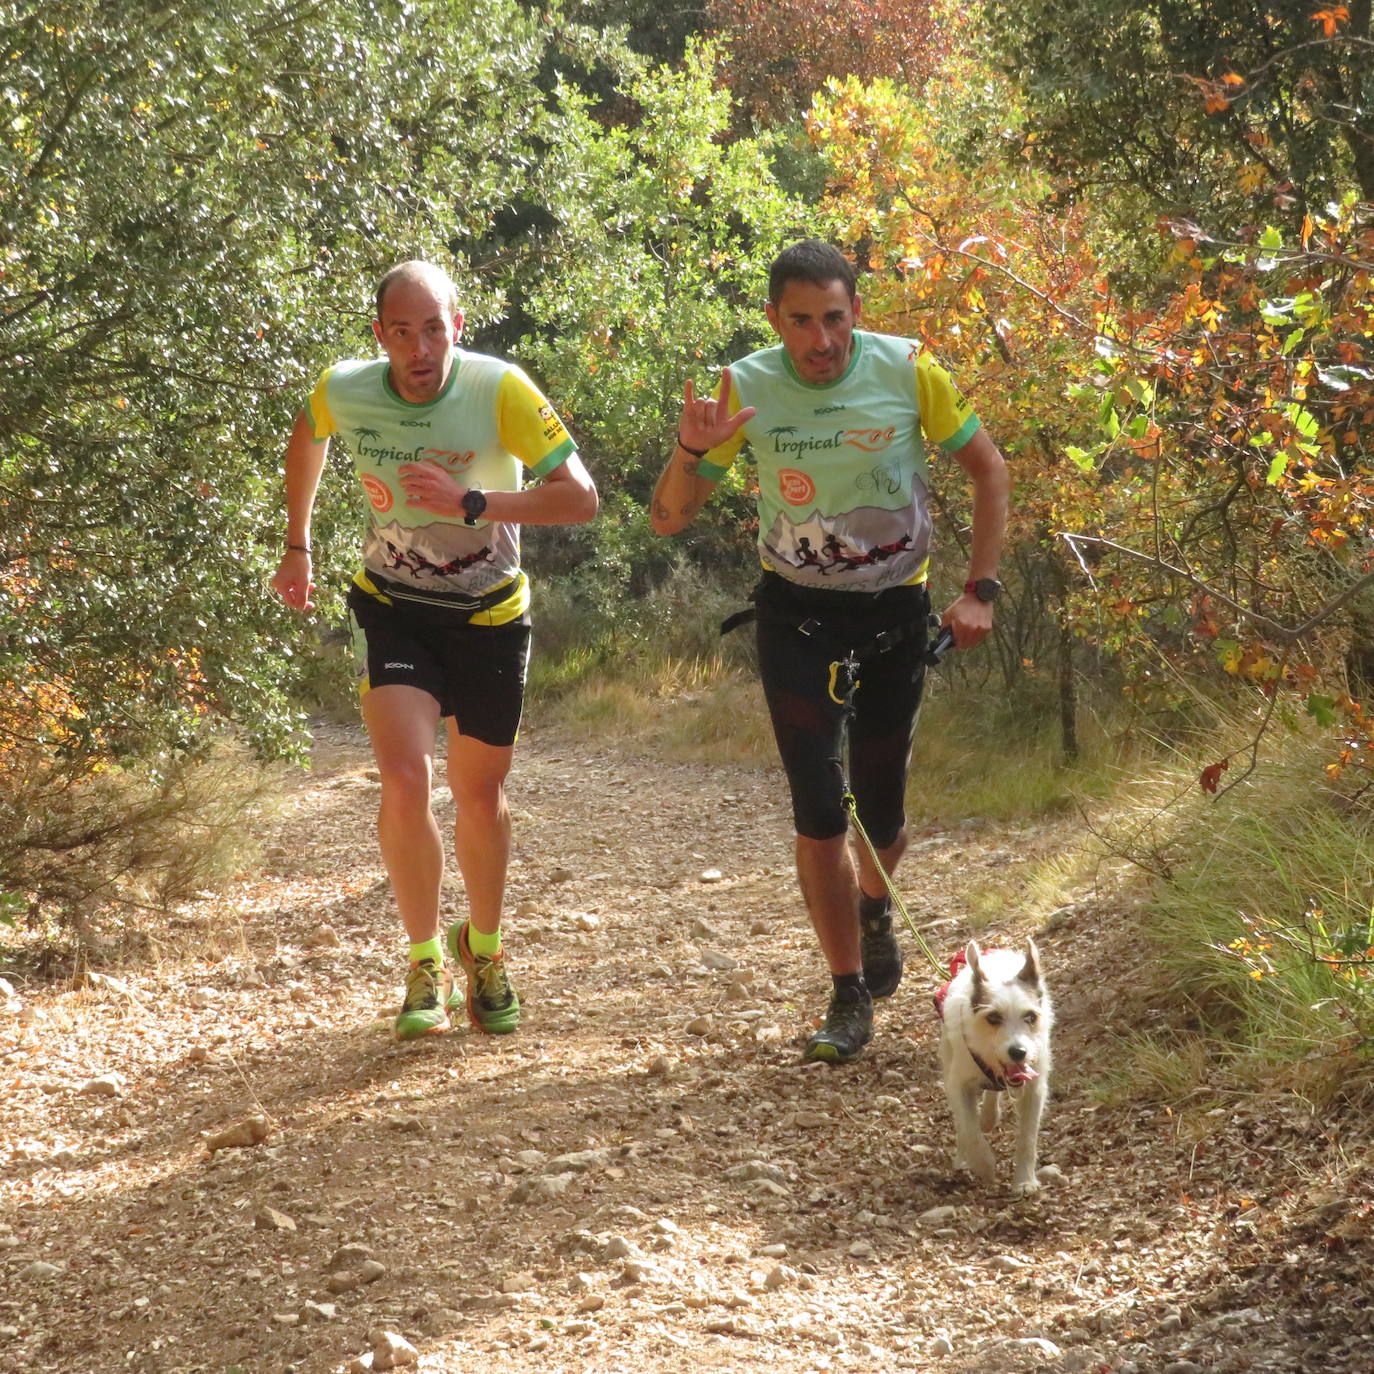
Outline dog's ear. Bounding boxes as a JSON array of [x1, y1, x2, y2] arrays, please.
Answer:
[[966, 940, 985, 1004], [1018, 939, 1042, 989]]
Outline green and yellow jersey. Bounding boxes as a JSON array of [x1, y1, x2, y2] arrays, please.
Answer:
[[698, 331, 980, 591], [308, 350, 575, 622]]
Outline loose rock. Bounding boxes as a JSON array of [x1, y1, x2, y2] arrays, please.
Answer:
[[205, 1115, 271, 1153], [79, 1074, 123, 1098], [370, 1330, 419, 1369]]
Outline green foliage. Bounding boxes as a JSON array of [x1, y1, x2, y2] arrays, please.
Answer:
[[1148, 788, 1374, 1088], [517, 42, 805, 484], [982, 0, 1374, 217], [0, 0, 621, 764]]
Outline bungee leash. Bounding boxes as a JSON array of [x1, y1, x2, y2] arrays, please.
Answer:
[[834, 620, 955, 979]]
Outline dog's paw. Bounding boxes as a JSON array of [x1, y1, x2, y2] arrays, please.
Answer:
[[965, 1146, 997, 1186], [1010, 1175, 1041, 1198]]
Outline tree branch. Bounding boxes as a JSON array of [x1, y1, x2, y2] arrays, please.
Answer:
[[1058, 532, 1374, 643]]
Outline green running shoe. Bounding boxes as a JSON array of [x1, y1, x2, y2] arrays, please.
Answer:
[[448, 920, 521, 1035], [394, 958, 452, 1040], [802, 986, 873, 1064]]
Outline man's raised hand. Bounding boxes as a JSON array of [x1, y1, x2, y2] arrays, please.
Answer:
[[678, 367, 756, 455]]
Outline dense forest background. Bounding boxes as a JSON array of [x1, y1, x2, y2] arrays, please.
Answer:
[[3, 0, 1373, 1074]]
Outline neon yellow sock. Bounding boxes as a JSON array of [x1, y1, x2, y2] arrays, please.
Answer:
[[408, 937, 443, 966], [466, 924, 502, 959]]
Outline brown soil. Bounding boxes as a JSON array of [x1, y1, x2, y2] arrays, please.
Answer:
[[2, 718, 1372, 1374]]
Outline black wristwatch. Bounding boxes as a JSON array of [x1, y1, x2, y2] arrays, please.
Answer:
[[461, 487, 487, 525], [964, 577, 1003, 603]]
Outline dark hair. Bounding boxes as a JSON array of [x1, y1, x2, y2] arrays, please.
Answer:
[[374, 260, 459, 321], [767, 240, 857, 306]]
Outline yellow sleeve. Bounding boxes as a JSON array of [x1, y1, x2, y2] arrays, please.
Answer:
[[915, 350, 980, 451], [696, 375, 748, 481], [495, 368, 576, 478], [306, 367, 337, 440]]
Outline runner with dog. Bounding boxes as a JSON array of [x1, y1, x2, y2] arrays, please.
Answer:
[[272, 260, 597, 1040], [651, 239, 1009, 1064]]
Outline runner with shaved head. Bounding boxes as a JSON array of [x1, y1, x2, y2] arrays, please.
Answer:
[[273, 260, 597, 1039]]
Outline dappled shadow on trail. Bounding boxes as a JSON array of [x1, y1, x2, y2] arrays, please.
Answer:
[[4, 719, 1374, 1373]]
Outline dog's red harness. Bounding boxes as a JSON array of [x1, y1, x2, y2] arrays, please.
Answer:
[[933, 948, 1039, 1091], [931, 947, 972, 1022]]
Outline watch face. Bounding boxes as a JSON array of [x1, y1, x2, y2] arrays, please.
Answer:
[[974, 578, 1002, 603], [462, 488, 486, 519]]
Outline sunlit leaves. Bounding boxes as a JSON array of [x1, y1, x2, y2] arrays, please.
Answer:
[[0, 0, 622, 766]]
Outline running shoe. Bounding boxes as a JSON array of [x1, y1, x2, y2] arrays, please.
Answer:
[[802, 986, 874, 1064], [860, 896, 904, 1000], [394, 958, 452, 1040], [447, 920, 521, 1034]]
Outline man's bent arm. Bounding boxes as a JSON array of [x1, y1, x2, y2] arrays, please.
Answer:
[[271, 409, 330, 612], [955, 428, 1010, 582], [650, 442, 719, 535], [943, 428, 1011, 648], [396, 452, 597, 525], [651, 368, 754, 535]]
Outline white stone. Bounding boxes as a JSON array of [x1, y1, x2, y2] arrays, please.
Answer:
[[371, 1330, 419, 1369], [79, 1074, 123, 1098]]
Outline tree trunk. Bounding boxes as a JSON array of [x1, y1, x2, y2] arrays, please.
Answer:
[[1058, 623, 1079, 764]]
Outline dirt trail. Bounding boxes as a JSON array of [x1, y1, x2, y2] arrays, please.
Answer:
[[2, 719, 1371, 1374]]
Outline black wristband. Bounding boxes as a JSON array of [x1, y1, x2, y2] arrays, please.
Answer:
[[676, 434, 709, 459], [287, 543, 312, 554]]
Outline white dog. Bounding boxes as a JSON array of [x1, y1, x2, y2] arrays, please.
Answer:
[[935, 940, 1053, 1197]]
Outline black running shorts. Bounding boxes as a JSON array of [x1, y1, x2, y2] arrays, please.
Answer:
[[346, 584, 531, 747], [753, 572, 930, 844]]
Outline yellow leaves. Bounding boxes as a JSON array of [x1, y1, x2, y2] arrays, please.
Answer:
[[1238, 163, 1267, 194]]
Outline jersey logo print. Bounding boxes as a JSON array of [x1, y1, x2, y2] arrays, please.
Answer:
[[765, 426, 896, 458], [813, 404, 847, 415], [353, 427, 382, 442], [361, 474, 393, 512], [778, 469, 816, 506], [843, 427, 897, 453]]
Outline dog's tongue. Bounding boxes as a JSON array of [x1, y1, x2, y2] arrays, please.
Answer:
[[1002, 1065, 1039, 1085]]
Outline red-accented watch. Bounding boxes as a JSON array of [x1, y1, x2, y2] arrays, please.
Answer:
[[964, 578, 1003, 603]]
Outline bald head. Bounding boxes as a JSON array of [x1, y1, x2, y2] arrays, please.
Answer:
[[374, 260, 459, 323]]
